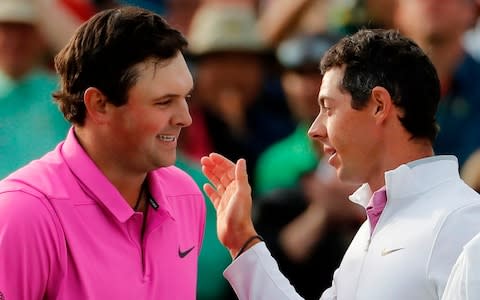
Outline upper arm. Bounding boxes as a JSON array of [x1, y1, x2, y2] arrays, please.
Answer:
[[427, 204, 480, 298], [442, 233, 480, 300], [0, 190, 63, 299]]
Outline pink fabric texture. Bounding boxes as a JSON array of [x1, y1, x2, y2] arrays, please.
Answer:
[[0, 128, 206, 299], [366, 187, 387, 234]]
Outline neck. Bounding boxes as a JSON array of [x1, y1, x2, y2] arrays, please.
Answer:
[[74, 126, 147, 207], [133, 180, 148, 211], [368, 138, 434, 192]]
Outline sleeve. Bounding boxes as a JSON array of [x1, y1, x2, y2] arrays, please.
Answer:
[[442, 233, 480, 300], [427, 204, 480, 298], [0, 190, 63, 299], [319, 270, 338, 300], [223, 242, 307, 300]]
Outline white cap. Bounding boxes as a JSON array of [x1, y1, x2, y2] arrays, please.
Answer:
[[188, 3, 265, 55]]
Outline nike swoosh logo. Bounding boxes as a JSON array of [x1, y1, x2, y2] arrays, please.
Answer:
[[178, 246, 195, 258], [381, 247, 405, 256]]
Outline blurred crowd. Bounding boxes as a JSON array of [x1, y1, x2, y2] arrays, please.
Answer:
[[1, 0, 479, 299]]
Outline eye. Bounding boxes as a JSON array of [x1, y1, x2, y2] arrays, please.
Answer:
[[155, 99, 172, 105], [319, 99, 327, 109], [185, 94, 192, 102], [319, 99, 333, 115]]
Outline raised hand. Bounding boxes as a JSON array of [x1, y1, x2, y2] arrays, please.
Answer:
[[201, 153, 258, 258]]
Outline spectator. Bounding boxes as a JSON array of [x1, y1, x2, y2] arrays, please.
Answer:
[[183, 2, 295, 187], [460, 149, 480, 192], [0, 0, 69, 178], [329, 0, 398, 35], [255, 33, 337, 195], [393, 0, 480, 168]]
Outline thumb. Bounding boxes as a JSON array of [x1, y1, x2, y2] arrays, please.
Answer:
[[235, 159, 248, 185]]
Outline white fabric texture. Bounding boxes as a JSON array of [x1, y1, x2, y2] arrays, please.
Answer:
[[224, 156, 480, 300], [442, 232, 480, 300]]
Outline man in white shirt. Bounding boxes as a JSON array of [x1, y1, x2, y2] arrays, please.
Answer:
[[200, 28, 480, 300], [442, 232, 480, 300]]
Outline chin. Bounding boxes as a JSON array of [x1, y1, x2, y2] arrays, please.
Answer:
[[337, 168, 357, 185], [337, 171, 348, 183], [159, 155, 177, 168]]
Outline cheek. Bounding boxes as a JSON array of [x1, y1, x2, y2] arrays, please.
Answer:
[[329, 115, 370, 154], [327, 114, 352, 146], [136, 114, 166, 136], [115, 109, 160, 137]]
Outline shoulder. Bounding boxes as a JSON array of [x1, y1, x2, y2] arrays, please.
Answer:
[[463, 232, 480, 254], [428, 181, 480, 258], [0, 186, 54, 221], [1, 148, 70, 199], [428, 176, 480, 230], [0, 155, 66, 234], [0, 181, 64, 296], [0, 185, 62, 244], [434, 178, 480, 210], [441, 232, 480, 300]]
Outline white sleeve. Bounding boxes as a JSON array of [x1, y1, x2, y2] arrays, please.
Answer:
[[223, 243, 307, 300], [319, 269, 338, 300], [442, 234, 480, 300]]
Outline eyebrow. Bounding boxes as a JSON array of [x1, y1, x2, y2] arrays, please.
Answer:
[[157, 87, 194, 100]]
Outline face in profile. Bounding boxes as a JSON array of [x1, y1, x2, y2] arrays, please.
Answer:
[[308, 67, 382, 185], [105, 51, 193, 172]]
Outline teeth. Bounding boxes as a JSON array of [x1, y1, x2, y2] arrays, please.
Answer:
[[158, 135, 176, 142]]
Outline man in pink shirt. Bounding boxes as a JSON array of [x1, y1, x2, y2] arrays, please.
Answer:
[[0, 6, 205, 299]]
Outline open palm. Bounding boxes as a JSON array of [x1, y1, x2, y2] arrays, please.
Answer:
[[201, 153, 257, 256]]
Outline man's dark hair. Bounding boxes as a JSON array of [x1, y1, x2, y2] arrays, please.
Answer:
[[53, 6, 188, 125], [320, 29, 440, 143]]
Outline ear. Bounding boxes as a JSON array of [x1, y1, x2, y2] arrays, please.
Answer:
[[84, 87, 108, 124], [370, 86, 393, 125]]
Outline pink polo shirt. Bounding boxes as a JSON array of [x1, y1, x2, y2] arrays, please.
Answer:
[[0, 128, 206, 299]]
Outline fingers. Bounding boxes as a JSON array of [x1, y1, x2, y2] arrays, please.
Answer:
[[210, 153, 235, 168], [203, 183, 220, 209], [201, 153, 236, 187], [202, 165, 222, 188], [201, 153, 234, 170]]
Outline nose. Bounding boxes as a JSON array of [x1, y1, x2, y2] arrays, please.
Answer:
[[308, 113, 327, 143], [173, 99, 193, 127]]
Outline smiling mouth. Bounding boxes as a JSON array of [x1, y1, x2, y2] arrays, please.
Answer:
[[328, 151, 337, 160], [323, 146, 336, 157], [158, 135, 176, 142]]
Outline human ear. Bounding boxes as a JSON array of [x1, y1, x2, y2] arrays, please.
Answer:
[[371, 86, 393, 124], [84, 87, 108, 124]]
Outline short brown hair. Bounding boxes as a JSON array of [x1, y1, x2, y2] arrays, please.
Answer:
[[53, 6, 188, 125]]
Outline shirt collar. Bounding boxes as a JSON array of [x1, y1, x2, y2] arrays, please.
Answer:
[[60, 127, 174, 223], [349, 155, 459, 208]]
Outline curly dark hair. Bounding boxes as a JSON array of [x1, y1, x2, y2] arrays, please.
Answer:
[[53, 6, 188, 125], [320, 28, 440, 143]]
